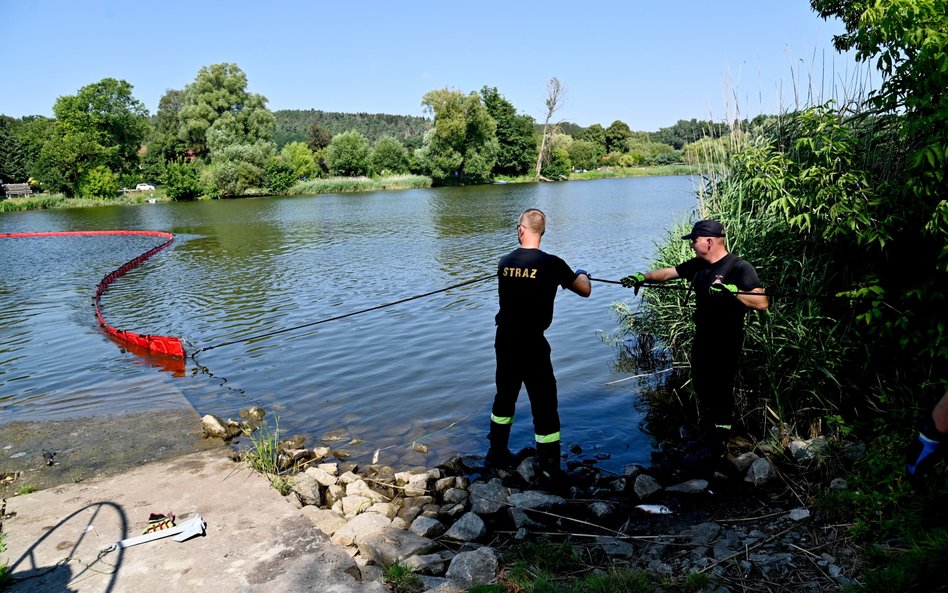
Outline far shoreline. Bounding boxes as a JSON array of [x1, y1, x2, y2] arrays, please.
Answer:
[[0, 165, 704, 213]]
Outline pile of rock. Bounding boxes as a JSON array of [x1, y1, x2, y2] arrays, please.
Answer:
[[214, 410, 864, 592]]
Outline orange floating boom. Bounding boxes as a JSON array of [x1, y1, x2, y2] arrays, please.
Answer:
[[0, 230, 185, 358]]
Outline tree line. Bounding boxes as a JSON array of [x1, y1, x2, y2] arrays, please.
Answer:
[[0, 62, 755, 200]]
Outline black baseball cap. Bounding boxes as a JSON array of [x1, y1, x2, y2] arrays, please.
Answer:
[[682, 220, 726, 240]]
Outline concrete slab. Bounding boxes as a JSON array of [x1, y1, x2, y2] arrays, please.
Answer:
[[3, 449, 388, 593]]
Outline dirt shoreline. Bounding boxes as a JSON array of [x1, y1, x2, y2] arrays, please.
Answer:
[[0, 409, 223, 498]]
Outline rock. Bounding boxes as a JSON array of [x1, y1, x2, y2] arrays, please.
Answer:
[[588, 501, 614, 520], [316, 462, 338, 475], [419, 576, 466, 593], [442, 488, 468, 505], [324, 484, 345, 508], [443, 512, 486, 542], [634, 474, 662, 499], [346, 479, 385, 502], [517, 458, 538, 483], [666, 479, 708, 494], [509, 507, 543, 530], [341, 495, 372, 517], [438, 455, 466, 474], [435, 477, 456, 492], [688, 522, 721, 545], [310, 446, 332, 462], [410, 516, 445, 538], [292, 472, 322, 506], [201, 414, 229, 439], [829, 477, 848, 490], [331, 512, 392, 547], [623, 464, 644, 478], [304, 466, 338, 488], [397, 505, 422, 523], [788, 508, 810, 521], [507, 490, 565, 511], [366, 502, 398, 519], [445, 547, 499, 587], [730, 451, 759, 473], [300, 507, 347, 536], [404, 550, 455, 575], [439, 503, 467, 521], [357, 526, 438, 566], [404, 473, 430, 497], [337, 471, 360, 486], [745, 458, 775, 486], [469, 479, 510, 514], [239, 406, 266, 422], [788, 437, 829, 461], [596, 536, 636, 559]]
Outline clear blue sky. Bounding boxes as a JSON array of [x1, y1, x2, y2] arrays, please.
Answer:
[[0, 1, 875, 132]]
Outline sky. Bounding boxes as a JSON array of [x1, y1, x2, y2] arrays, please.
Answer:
[[0, 1, 877, 132]]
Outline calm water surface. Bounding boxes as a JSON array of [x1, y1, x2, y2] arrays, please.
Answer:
[[0, 177, 699, 470]]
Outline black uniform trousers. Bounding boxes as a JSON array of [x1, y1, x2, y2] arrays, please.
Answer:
[[492, 327, 560, 441]]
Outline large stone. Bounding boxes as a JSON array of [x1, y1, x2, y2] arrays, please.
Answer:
[[469, 479, 510, 514], [509, 507, 543, 530], [730, 451, 759, 473], [688, 522, 721, 545], [201, 414, 229, 439], [342, 495, 373, 517], [596, 536, 636, 559], [404, 550, 456, 575], [305, 466, 338, 487], [508, 490, 565, 511], [442, 488, 469, 505], [404, 473, 430, 497], [301, 506, 348, 536], [324, 484, 346, 508], [435, 477, 456, 492], [634, 474, 662, 499], [366, 502, 398, 519], [445, 546, 499, 587], [409, 516, 445, 538], [292, 472, 323, 506], [347, 479, 385, 502], [745, 458, 775, 486], [357, 526, 438, 566], [788, 437, 830, 461], [443, 512, 486, 542], [331, 512, 392, 546]]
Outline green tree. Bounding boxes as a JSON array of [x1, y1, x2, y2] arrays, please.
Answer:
[[307, 123, 332, 152], [481, 86, 538, 176], [78, 165, 120, 198], [280, 141, 318, 179], [577, 123, 607, 154], [325, 131, 371, 176], [420, 88, 498, 185], [371, 135, 409, 175], [177, 63, 275, 159], [651, 119, 729, 149], [162, 159, 202, 200], [35, 78, 149, 196], [604, 120, 632, 154], [567, 139, 603, 170], [264, 157, 297, 193]]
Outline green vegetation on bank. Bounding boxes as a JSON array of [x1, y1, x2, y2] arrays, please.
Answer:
[[621, 1, 947, 591]]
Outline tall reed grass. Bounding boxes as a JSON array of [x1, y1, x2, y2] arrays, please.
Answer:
[[288, 175, 431, 196]]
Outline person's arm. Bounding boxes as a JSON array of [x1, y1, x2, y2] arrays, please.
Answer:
[[737, 287, 769, 310], [569, 270, 592, 297], [645, 267, 679, 282]]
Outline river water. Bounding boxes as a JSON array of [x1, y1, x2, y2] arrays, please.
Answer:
[[0, 177, 699, 471]]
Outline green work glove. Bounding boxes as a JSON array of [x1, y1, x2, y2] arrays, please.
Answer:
[[620, 272, 646, 289], [710, 282, 739, 296]]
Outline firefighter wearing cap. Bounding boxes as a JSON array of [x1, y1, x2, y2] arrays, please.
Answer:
[[486, 208, 591, 487], [621, 220, 768, 432]]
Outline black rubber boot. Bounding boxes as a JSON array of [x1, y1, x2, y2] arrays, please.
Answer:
[[485, 421, 515, 470], [535, 441, 569, 491]]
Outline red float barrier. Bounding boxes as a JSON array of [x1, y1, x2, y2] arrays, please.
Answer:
[[0, 230, 185, 359]]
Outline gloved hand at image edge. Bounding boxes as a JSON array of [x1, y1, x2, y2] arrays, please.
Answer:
[[574, 269, 591, 280]]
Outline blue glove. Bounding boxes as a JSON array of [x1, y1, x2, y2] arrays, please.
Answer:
[[710, 282, 738, 296], [907, 416, 946, 484], [574, 269, 590, 280]]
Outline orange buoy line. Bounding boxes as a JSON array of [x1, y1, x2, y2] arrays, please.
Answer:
[[0, 230, 185, 359]]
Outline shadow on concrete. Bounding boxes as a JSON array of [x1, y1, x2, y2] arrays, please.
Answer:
[[8, 502, 126, 593]]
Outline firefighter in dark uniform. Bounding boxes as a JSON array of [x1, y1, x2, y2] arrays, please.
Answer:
[[486, 209, 592, 486], [621, 220, 768, 434]]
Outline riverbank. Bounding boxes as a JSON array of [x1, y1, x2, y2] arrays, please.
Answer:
[[0, 410, 887, 593], [0, 166, 702, 213]]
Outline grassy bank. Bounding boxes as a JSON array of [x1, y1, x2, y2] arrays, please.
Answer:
[[570, 164, 704, 180], [0, 191, 171, 212], [288, 174, 432, 195]]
